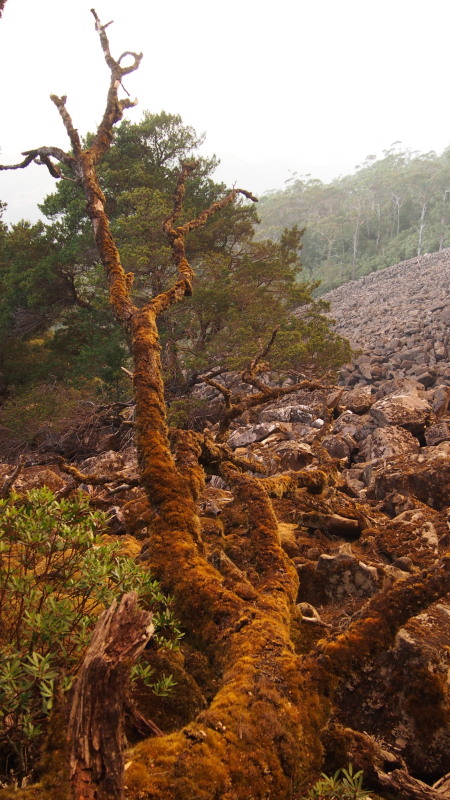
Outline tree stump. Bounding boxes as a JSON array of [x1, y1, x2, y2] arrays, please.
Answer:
[[68, 592, 154, 800]]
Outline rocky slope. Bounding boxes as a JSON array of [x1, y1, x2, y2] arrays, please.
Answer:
[[324, 248, 450, 389]]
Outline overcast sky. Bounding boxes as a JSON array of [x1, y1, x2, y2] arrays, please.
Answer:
[[2, 0, 450, 223]]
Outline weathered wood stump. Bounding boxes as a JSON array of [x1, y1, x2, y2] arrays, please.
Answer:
[[68, 592, 154, 800]]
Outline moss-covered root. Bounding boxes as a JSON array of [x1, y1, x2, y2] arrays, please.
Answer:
[[306, 553, 450, 691], [124, 620, 325, 800]]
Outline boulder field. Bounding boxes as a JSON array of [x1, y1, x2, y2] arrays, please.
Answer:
[[324, 248, 450, 389]]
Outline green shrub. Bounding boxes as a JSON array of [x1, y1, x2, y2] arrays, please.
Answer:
[[0, 487, 181, 783], [303, 765, 373, 799]]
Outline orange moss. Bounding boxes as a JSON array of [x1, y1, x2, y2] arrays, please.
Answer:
[[306, 556, 450, 695], [262, 469, 329, 499]]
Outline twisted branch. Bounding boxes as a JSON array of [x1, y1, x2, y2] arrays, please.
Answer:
[[151, 164, 257, 316]]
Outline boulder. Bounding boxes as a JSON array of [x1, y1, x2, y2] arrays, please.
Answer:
[[430, 384, 450, 418], [424, 421, 450, 447], [15, 466, 66, 494], [364, 508, 440, 568], [79, 449, 127, 475], [271, 441, 314, 471], [341, 385, 375, 414], [370, 391, 434, 434], [259, 404, 313, 424], [321, 434, 355, 463], [298, 549, 380, 603], [334, 601, 450, 778], [333, 411, 376, 442], [359, 425, 420, 461], [366, 449, 450, 512], [227, 423, 283, 449]]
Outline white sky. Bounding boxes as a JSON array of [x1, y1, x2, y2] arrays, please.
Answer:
[[2, 0, 450, 223]]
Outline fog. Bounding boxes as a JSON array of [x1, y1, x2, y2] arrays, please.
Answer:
[[2, 0, 450, 221]]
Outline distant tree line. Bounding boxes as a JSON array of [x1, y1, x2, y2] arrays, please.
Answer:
[[257, 144, 450, 291]]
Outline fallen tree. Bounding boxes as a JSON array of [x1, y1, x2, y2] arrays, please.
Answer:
[[2, 11, 450, 800]]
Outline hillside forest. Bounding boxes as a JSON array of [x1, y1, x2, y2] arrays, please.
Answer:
[[257, 145, 450, 291]]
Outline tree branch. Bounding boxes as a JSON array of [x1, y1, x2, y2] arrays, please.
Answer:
[[150, 164, 258, 316], [306, 553, 450, 691], [0, 146, 76, 176], [58, 459, 140, 489], [89, 8, 142, 162], [50, 95, 82, 159]]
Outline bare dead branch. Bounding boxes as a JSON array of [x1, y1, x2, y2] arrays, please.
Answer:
[[375, 768, 447, 800], [201, 376, 233, 409], [0, 146, 76, 176], [89, 8, 142, 161], [58, 460, 139, 488], [120, 366, 134, 380], [0, 458, 23, 498], [50, 95, 83, 159]]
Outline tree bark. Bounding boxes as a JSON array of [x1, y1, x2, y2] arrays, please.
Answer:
[[68, 592, 154, 800], [375, 768, 449, 800]]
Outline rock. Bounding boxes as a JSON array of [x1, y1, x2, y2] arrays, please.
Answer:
[[227, 423, 282, 449], [324, 251, 450, 391], [259, 404, 313, 424], [370, 391, 434, 434], [430, 384, 450, 418], [341, 385, 375, 414], [392, 556, 415, 572], [366, 448, 450, 512], [359, 425, 420, 461], [79, 449, 126, 475], [298, 551, 380, 603], [424, 422, 450, 446], [15, 466, 66, 493], [271, 441, 314, 471], [321, 434, 355, 463], [334, 601, 450, 778], [333, 411, 376, 441], [341, 468, 366, 496], [376, 378, 425, 398], [416, 369, 437, 388]]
